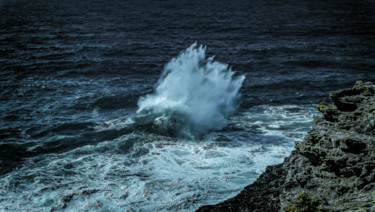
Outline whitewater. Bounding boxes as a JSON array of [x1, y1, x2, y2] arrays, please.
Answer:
[[133, 43, 245, 138], [0, 45, 317, 211]]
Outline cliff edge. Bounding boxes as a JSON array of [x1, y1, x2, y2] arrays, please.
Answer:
[[198, 81, 375, 212]]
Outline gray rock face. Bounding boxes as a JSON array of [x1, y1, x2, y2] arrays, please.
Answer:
[[198, 81, 375, 212]]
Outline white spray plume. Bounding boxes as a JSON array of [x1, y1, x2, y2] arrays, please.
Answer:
[[134, 43, 245, 138]]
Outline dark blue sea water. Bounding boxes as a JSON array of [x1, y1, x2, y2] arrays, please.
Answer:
[[1, 0, 374, 211]]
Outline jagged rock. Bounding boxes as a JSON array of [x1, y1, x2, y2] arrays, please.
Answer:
[[197, 81, 375, 212], [197, 164, 287, 212]]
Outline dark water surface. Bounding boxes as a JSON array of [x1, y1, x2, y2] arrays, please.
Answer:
[[1, 0, 374, 211]]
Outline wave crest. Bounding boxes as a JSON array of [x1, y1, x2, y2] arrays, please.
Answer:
[[133, 43, 245, 138]]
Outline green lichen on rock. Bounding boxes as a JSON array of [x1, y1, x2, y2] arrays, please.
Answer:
[[353, 80, 374, 96], [317, 102, 329, 113], [316, 102, 339, 122], [283, 193, 330, 212]]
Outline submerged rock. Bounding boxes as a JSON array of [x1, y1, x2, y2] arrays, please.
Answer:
[[198, 81, 375, 212]]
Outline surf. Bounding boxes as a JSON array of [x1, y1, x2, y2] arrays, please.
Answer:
[[131, 43, 245, 138]]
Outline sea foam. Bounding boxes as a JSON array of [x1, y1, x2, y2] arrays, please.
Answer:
[[133, 43, 245, 138]]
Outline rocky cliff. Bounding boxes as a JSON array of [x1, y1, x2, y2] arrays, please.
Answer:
[[198, 81, 375, 212]]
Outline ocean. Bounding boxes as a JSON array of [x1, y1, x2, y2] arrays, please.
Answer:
[[1, 0, 374, 211]]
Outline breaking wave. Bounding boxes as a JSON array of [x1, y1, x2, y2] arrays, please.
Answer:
[[132, 43, 245, 138]]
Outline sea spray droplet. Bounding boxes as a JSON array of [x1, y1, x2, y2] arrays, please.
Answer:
[[133, 43, 245, 138]]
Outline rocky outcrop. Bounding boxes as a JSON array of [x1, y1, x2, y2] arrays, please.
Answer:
[[198, 81, 375, 212]]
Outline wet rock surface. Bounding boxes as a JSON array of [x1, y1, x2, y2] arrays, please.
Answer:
[[198, 81, 375, 212]]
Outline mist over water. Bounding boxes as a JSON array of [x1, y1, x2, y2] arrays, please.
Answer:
[[135, 44, 245, 138]]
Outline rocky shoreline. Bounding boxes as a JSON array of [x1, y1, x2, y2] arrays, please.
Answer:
[[198, 81, 375, 212]]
